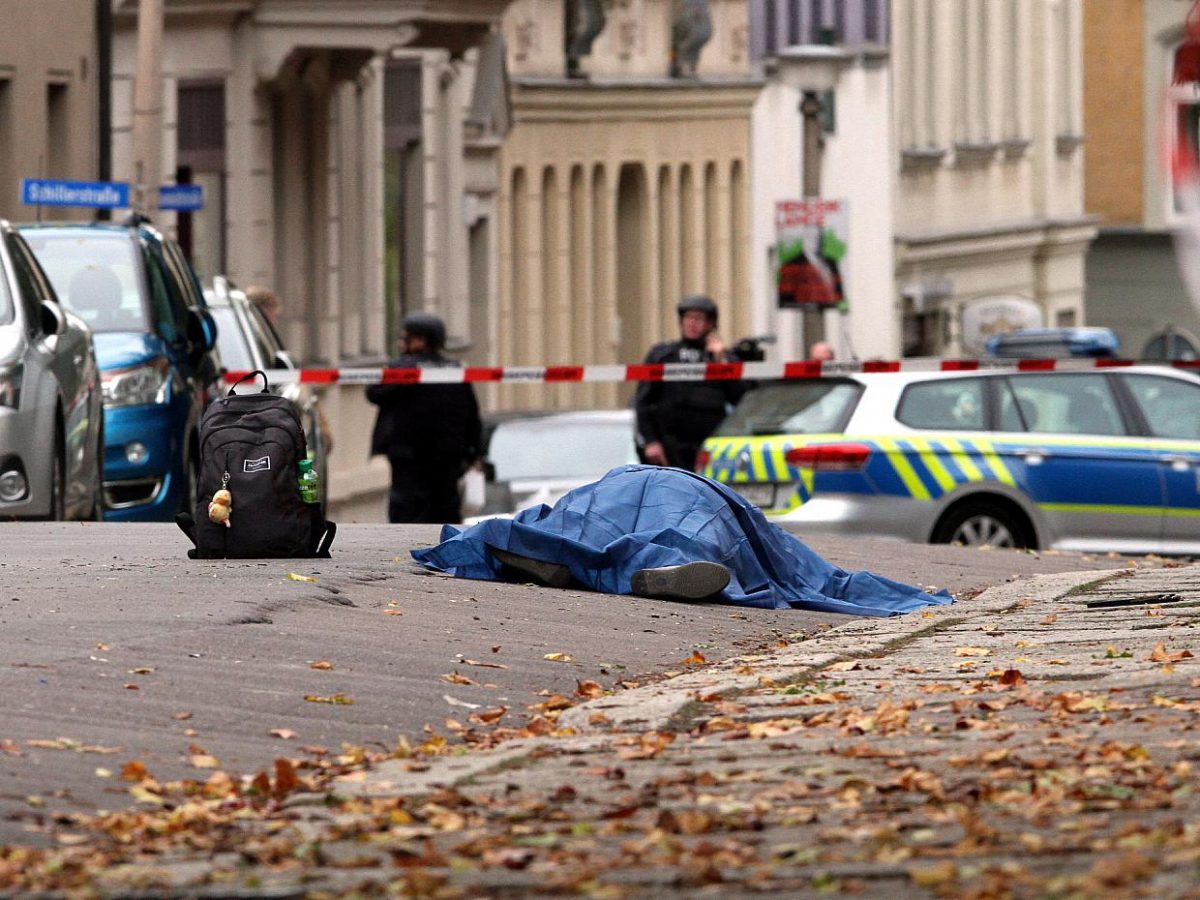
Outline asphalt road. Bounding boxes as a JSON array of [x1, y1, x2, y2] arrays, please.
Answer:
[[0, 523, 1145, 847]]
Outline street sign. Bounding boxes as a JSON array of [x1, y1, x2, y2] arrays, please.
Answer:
[[21, 178, 129, 208], [158, 184, 204, 211]]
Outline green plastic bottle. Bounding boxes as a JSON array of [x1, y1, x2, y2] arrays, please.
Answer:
[[298, 458, 320, 504]]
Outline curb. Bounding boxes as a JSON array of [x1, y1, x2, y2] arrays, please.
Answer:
[[343, 567, 1118, 797]]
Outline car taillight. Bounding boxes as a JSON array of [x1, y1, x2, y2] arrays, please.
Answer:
[[694, 449, 712, 471], [785, 443, 872, 471]]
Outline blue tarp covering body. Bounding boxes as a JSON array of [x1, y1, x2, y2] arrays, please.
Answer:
[[412, 465, 954, 617]]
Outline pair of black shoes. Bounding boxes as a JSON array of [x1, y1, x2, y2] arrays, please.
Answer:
[[489, 548, 730, 601]]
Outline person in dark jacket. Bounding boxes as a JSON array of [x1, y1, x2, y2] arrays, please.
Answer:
[[367, 313, 483, 524], [634, 294, 746, 470]]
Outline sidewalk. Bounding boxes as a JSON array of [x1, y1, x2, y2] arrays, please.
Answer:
[[6, 563, 1200, 898]]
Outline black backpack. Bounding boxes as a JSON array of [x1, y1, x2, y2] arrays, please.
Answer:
[[176, 371, 336, 559]]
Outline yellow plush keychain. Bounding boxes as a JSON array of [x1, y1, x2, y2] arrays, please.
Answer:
[[208, 488, 232, 527]]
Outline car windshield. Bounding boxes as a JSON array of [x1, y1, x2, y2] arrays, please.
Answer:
[[19, 233, 147, 333], [489, 415, 639, 481], [716, 380, 862, 436], [0, 257, 12, 325], [210, 306, 255, 370]]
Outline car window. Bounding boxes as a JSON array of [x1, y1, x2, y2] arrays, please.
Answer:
[[1004, 373, 1125, 436], [490, 416, 639, 481], [716, 380, 862, 436], [21, 233, 148, 333], [1123, 374, 1200, 440], [896, 378, 985, 430], [0, 249, 12, 325], [161, 239, 203, 308], [143, 246, 190, 343], [4, 234, 45, 327], [210, 306, 255, 370], [245, 302, 282, 364]]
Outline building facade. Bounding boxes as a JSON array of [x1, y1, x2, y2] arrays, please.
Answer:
[[107, 0, 513, 518], [750, 0, 1094, 361], [1084, 0, 1199, 360], [0, 0, 101, 221], [892, 0, 1094, 356], [748, 0, 894, 361], [496, 0, 759, 410]]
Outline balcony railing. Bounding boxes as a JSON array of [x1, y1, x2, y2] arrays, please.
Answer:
[[750, 0, 889, 60]]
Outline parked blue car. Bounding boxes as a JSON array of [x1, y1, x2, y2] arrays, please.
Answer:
[[19, 220, 218, 521]]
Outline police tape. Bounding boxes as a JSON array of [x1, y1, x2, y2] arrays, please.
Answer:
[[221, 356, 1200, 387]]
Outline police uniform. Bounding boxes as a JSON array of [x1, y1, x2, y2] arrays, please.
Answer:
[[367, 319, 482, 524], [634, 337, 745, 471]]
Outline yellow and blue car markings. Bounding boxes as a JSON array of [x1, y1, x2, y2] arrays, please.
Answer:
[[702, 432, 1194, 519]]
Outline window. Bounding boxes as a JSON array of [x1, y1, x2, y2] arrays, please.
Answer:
[[21, 232, 147, 333], [143, 248, 183, 344], [5, 235, 45, 328], [0, 79, 11, 211], [1142, 329, 1199, 361], [717, 380, 862, 436], [897, 378, 985, 431], [1003, 374, 1125, 436], [177, 82, 226, 276], [1124, 374, 1200, 440], [46, 83, 69, 181]]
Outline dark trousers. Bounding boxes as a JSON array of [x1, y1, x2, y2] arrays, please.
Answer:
[[387, 455, 462, 524]]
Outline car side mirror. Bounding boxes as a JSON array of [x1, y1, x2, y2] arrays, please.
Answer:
[[39, 301, 67, 338], [187, 307, 217, 353], [483, 460, 496, 482], [273, 349, 297, 370]]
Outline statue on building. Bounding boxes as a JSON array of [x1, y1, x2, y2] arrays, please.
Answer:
[[566, 0, 607, 78], [672, 0, 713, 78]]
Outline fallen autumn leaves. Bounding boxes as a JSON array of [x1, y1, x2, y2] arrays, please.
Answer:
[[3, 571, 1200, 897]]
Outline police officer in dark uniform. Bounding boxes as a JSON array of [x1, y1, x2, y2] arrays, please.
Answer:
[[367, 313, 483, 523], [635, 294, 746, 470]]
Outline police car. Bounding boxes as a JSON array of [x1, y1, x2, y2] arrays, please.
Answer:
[[699, 365, 1200, 554]]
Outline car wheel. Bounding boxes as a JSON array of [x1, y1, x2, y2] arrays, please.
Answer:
[[90, 420, 106, 521], [47, 429, 66, 522], [932, 499, 1035, 550]]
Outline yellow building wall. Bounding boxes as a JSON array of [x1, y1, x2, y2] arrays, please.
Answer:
[[1083, 0, 1145, 225], [497, 84, 756, 410]]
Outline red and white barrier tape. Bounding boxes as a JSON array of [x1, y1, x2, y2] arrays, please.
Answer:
[[222, 357, 1200, 387]]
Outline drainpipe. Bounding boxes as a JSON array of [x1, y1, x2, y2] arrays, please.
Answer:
[[130, 0, 163, 219], [96, 0, 112, 219]]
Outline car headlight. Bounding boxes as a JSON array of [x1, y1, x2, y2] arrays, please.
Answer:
[[102, 358, 170, 407], [0, 363, 22, 409]]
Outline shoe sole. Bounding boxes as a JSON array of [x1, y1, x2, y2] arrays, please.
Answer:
[[489, 547, 572, 588], [630, 561, 730, 601]]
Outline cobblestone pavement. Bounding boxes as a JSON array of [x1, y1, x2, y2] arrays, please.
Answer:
[[6, 564, 1200, 898]]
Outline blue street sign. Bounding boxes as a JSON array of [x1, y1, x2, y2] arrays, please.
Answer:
[[158, 184, 204, 212], [22, 178, 129, 208]]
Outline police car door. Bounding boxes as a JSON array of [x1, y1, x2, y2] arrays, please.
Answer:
[[998, 373, 1164, 553], [1119, 372, 1200, 554]]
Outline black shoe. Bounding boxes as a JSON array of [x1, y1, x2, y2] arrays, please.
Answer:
[[630, 561, 730, 601], [489, 547, 572, 588]]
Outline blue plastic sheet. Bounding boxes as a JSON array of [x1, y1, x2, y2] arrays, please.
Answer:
[[412, 465, 954, 617]]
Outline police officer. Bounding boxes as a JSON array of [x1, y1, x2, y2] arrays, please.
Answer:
[[635, 294, 746, 470], [367, 313, 483, 523]]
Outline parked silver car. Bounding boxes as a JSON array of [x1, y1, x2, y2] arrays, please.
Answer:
[[0, 220, 104, 519], [203, 277, 330, 508], [467, 409, 640, 522]]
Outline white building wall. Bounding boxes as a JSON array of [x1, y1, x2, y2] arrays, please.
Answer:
[[749, 57, 894, 361]]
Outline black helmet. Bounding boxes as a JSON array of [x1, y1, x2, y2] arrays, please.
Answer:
[[402, 312, 446, 350], [676, 294, 718, 322]]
